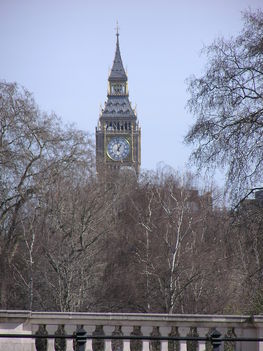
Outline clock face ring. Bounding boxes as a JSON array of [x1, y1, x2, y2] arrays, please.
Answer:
[[107, 137, 130, 161]]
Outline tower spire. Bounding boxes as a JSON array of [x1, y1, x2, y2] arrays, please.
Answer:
[[115, 21, 119, 38], [109, 23, 127, 82]]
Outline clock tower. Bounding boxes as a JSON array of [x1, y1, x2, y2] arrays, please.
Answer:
[[96, 30, 141, 177]]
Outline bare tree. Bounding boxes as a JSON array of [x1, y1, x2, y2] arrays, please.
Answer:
[[35, 174, 118, 312], [101, 168, 230, 314], [0, 81, 93, 308], [185, 9, 263, 202], [132, 171, 214, 313]]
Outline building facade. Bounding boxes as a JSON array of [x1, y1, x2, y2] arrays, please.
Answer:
[[96, 31, 141, 177]]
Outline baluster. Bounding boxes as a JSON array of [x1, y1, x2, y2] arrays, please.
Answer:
[[196, 328, 209, 351], [35, 324, 48, 351], [224, 327, 236, 351], [54, 324, 66, 351], [64, 325, 74, 351], [167, 326, 179, 351], [73, 325, 86, 351], [187, 327, 198, 351], [141, 326, 152, 351], [159, 326, 170, 351], [104, 325, 114, 351], [178, 327, 188, 351], [46, 324, 56, 351], [111, 325, 123, 351], [92, 325, 105, 351], [130, 325, 143, 351], [205, 328, 214, 351], [85, 325, 95, 351], [150, 326, 161, 351], [122, 326, 133, 351]]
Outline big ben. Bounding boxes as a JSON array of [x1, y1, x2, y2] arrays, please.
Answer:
[[96, 29, 141, 177]]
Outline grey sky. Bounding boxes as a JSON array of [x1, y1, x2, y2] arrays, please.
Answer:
[[1, 0, 262, 176]]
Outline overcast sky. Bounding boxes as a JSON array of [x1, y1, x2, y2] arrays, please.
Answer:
[[1, 0, 262, 180]]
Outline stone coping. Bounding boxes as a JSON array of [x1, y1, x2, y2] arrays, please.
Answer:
[[0, 310, 262, 327]]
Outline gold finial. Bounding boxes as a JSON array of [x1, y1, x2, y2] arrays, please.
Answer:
[[115, 21, 120, 37]]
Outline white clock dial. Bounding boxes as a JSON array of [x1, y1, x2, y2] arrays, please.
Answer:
[[107, 137, 130, 161]]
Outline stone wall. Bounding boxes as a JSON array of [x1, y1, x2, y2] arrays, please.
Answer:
[[0, 310, 262, 351]]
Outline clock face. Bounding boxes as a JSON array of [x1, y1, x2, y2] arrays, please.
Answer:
[[107, 137, 130, 161]]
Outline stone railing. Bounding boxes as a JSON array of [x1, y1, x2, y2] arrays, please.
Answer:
[[0, 310, 263, 351]]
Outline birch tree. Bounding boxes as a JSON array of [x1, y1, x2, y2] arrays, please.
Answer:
[[130, 171, 214, 313]]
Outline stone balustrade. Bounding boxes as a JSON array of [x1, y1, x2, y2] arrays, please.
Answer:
[[0, 310, 263, 351]]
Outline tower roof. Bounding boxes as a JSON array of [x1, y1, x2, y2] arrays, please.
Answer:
[[101, 95, 136, 119], [109, 32, 127, 82]]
